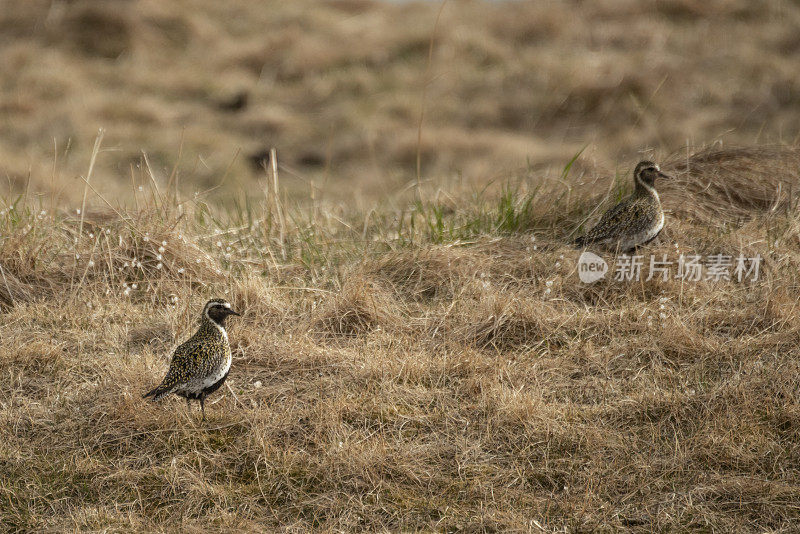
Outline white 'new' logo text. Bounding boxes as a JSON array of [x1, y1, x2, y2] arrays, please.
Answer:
[[578, 251, 608, 283]]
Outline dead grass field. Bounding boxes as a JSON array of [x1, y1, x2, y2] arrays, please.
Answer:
[[2, 144, 800, 532], [2, 0, 800, 204], [3, 0, 800, 532]]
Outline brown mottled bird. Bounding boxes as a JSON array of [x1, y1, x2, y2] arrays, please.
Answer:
[[574, 161, 669, 251], [143, 298, 241, 421]]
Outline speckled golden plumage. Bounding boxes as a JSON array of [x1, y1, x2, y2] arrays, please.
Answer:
[[574, 161, 668, 251], [143, 298, 241, 420]]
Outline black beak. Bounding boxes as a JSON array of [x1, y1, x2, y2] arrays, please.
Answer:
[[227, 309, 241, 317], [658, 171, 671, 180]]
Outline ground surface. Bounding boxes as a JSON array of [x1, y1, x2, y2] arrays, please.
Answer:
[[2, 1, 800, 532]]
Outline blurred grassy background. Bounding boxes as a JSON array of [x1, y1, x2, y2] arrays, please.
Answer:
[[2, 0, 799, 207]]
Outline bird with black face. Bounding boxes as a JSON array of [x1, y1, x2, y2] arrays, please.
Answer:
[[573, 160, 670, 252], [143, 298, 241, 421]]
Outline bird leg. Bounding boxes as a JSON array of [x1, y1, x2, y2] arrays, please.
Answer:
[[200, 394, 206, 422]]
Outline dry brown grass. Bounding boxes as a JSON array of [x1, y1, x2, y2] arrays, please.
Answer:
[[2, 0, 800, 206], [3, 1, 800, 531], [2, 145, 800, 531]]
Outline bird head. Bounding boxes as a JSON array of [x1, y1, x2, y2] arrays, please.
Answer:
[[634, 160, 670, 189], [202, 298, 241, 326]]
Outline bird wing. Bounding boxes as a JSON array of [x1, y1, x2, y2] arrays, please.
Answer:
[[143, 338, 207, 400], [576, 196, 639, 244]]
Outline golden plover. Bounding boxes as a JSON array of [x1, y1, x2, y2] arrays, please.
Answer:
[[573, 160, 669, 251], [143, 298, 241, 421]]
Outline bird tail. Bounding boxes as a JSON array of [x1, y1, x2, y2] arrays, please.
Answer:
[[142, 385, 173, 401], [573, 235, 587, 248]]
